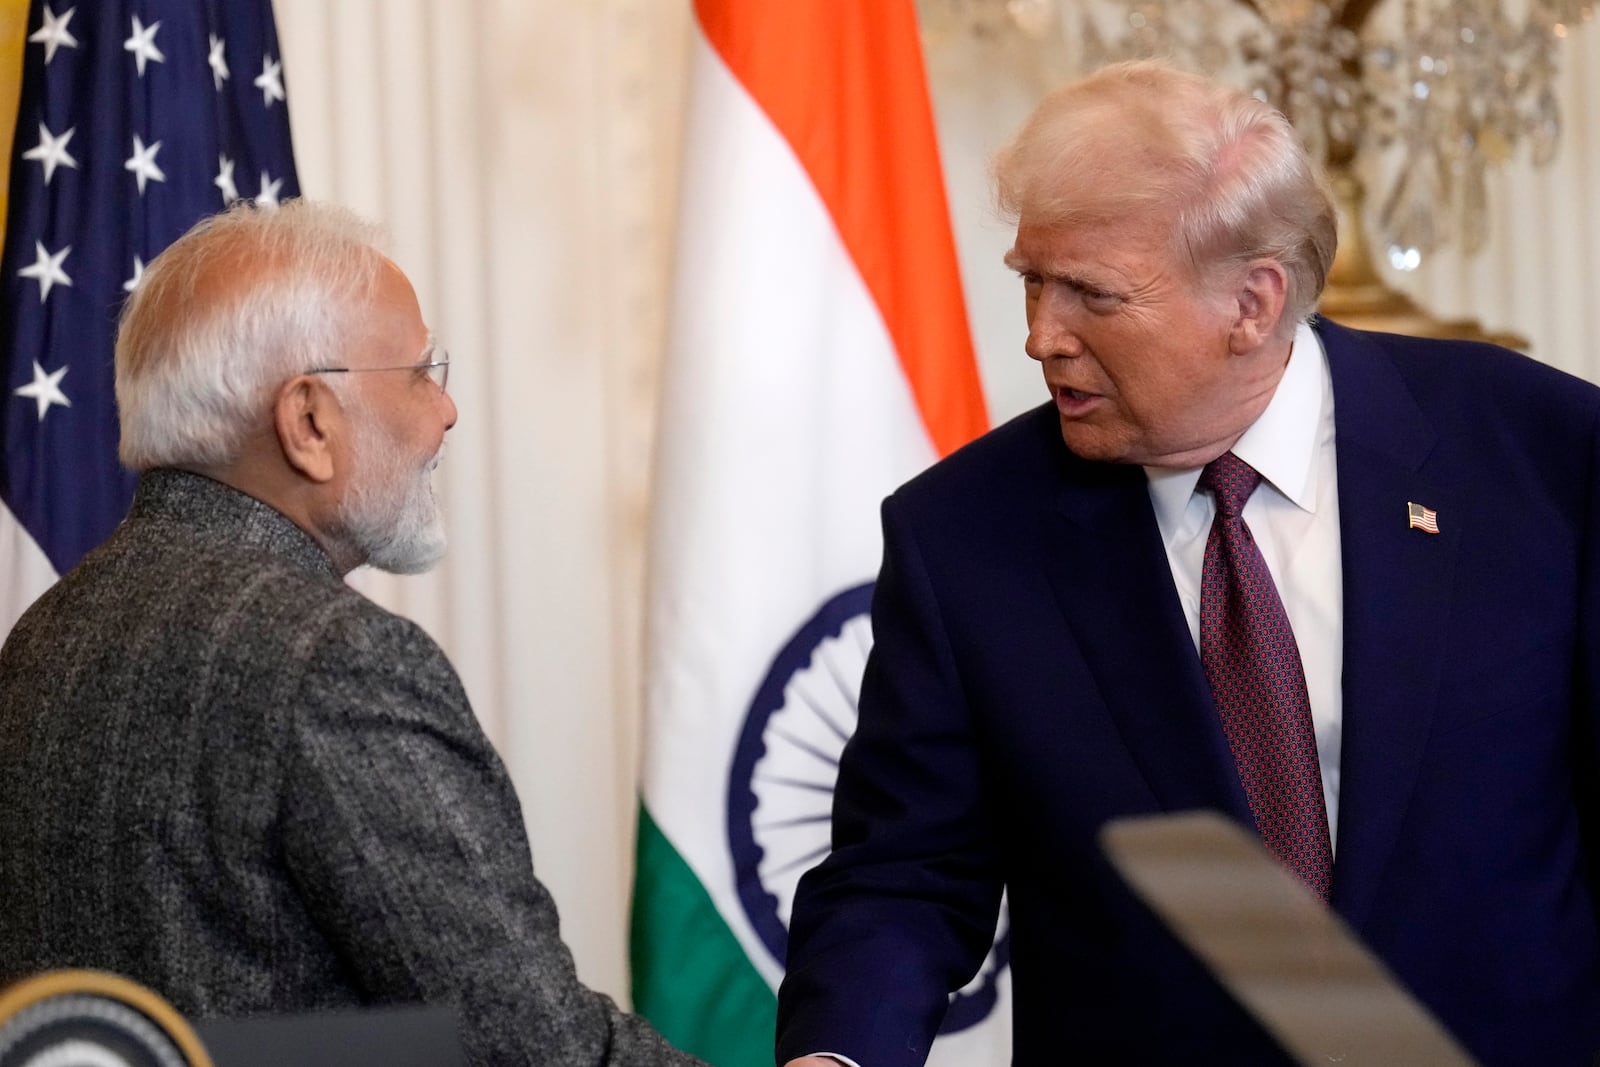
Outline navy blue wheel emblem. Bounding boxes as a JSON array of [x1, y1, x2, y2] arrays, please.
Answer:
[[728, 583, 1009, 1034]]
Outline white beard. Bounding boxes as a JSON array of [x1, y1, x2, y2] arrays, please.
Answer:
[[338, 413, 447, 575]]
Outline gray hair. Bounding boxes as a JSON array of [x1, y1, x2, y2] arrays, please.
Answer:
[[115, 199, 387, 471], [993, 60, 1337, 335]]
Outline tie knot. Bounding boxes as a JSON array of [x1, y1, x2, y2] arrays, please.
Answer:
[[1199, 452, 1261, 518]]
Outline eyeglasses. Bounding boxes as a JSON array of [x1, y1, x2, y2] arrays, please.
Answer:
[[308, 345, 450, 393]]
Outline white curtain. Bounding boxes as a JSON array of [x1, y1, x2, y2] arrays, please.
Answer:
[[275, 0, 693, 999], [272, 0, 1600, 1003]]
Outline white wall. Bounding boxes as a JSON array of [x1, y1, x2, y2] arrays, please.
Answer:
[[272, 0, 1600, 1004]]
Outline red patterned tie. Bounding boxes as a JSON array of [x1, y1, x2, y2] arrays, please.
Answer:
[[1198, 452, 1333, 900]]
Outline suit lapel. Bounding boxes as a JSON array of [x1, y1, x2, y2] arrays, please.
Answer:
[[1039, 449, 1255, 824], [1320, 322, 1460, 926]]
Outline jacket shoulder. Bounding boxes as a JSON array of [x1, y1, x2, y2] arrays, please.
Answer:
[[894, 402, 1064, 510], [1319, 318, 1600, 420]]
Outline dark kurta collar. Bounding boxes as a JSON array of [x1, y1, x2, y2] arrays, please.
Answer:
[[129, 468, 340, 581]]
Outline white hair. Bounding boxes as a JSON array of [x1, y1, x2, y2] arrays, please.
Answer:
[[115, 199, 387, 470]]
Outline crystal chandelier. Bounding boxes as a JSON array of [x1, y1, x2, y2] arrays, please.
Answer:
[[921, 0, 1593, 341]]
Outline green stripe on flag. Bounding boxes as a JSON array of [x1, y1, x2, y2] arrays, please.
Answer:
[[631, 803, 777, 1067]]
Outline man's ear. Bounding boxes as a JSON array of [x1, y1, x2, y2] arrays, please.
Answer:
[[273, 375, 340, 484], [1228, 260, 1289, 355]]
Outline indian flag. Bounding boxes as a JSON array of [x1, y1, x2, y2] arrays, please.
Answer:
[[631, 2, 1000, 1064]]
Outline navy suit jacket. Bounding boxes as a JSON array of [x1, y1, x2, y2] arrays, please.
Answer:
[[776, 321, 1600, 1065]]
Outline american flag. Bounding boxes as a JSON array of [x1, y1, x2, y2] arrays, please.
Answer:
[[0, 0, 298, 634], [1407, 501, 1440, 534]]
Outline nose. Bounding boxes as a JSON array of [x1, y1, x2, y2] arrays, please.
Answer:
[[439, 387, 458, 431], [1024, 288, 1084, 364]]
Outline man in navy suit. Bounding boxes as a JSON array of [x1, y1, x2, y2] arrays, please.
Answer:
[[776, 60, 1600, 1066]]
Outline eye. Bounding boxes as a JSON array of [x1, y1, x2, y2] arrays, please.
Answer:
[[1079, 285, 1122, 313], [1018, 272, 1042, 296]]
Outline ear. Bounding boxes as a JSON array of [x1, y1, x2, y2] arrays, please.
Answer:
[[1227, 260, 1289, 355], [272, 375, 341, 484]]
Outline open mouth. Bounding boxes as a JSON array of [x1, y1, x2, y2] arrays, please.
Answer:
[[1053, 384, 1102, 416]]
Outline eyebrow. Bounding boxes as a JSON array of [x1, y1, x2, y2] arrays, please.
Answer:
[[1003, 252, 1119, 294], [1004, 248, 1089, 282]]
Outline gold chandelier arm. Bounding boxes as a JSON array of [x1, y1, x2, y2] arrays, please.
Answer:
[[1335, 0, 1382, 33], [1232, 0, 1380, 32]]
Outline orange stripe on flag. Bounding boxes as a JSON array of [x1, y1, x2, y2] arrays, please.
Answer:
[[695, 0, 988, 458]]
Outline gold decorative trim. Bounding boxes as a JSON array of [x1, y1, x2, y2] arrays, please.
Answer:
[[0, 969, 213, 1067]]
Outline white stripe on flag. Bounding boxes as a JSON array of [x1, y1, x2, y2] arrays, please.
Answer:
[[643, 26, 937, 991], [0, 500, 59, 636]]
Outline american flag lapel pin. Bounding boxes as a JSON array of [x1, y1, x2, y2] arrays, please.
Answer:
[[1407, 501, 1440, 534]]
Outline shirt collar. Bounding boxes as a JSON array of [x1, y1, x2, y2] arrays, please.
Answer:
[[1144, 319, 1328, 528]]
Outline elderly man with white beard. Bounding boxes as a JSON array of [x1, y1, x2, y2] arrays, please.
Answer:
[[0, 200, 703, 1067]]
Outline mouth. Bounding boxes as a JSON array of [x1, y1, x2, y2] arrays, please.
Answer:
[[1052, 383, 1102, 415]]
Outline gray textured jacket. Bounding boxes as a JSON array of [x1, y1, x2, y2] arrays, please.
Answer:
[[0, 469, 701, 1066]]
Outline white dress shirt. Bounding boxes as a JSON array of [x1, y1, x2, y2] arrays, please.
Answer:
[[1143, 320, 1344, 846]]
